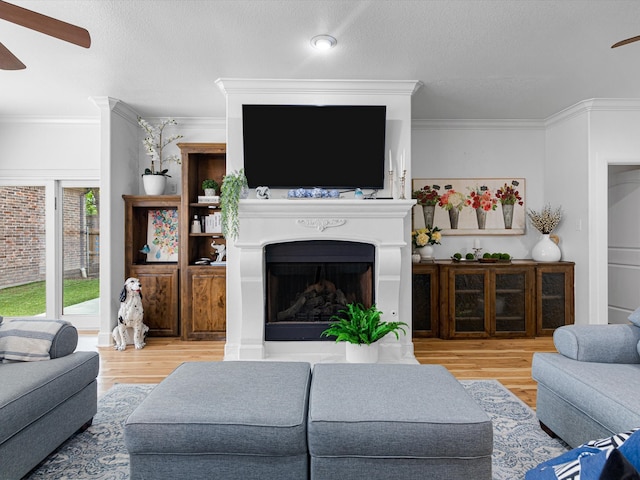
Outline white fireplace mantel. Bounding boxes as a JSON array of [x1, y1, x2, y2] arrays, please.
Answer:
[[224, 199, 417, 363]]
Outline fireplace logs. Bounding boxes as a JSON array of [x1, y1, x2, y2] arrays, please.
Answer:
[[276, 279, 349, 321]]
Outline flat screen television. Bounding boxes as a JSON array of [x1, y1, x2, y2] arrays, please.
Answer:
[[242, 104, 386, 189]]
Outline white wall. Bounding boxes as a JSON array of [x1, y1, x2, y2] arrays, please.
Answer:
[[411, 120, 545, 259]]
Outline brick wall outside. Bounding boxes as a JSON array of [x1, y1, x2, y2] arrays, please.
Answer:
[[0, 186, 46, 288], [0, 186, 100, 289]]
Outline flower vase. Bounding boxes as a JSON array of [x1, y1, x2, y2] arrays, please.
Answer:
[[476, 209, 487, 229], [531, 234, 561, 262], [142, 175, 167, 195], [422, 204, 436, 228], [502, 203, 514, 229], [448, 208, 460, 229], [417, 245, 434, 261], [345, 342, 379, 363], [411, 252, 421, 263]]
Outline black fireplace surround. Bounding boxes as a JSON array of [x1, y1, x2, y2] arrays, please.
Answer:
[[264, 240, 375, 341]]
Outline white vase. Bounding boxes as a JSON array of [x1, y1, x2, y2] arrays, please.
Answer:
[[142, 175, 167, 195], [345, 342, 379, 363], [204, 188, 216, 197], [417, 245, 434, 260], [531, 234, 561, 262], [411, 252, 421, 263]]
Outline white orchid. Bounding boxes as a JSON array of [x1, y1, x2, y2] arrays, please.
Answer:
[[138, 117, 183, 176]]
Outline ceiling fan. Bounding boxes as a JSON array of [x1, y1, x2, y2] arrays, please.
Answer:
[[611, 35, 640, 48], [0, 0, 90, 70]]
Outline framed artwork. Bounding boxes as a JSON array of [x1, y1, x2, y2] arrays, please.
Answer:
[[411, 178, 526, 235], [146, 209, 179, 262]]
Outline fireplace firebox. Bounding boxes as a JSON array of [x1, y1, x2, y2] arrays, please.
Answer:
[[265, 240, 375, 341]]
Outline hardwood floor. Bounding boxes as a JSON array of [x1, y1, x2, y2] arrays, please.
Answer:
[[94, 336, 556, 409]]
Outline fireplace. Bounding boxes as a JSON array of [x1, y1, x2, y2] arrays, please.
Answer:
[[265, 240, 375, 341]]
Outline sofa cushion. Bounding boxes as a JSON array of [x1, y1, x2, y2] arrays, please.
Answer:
[[532, 353, 640, 435], [554, 325, 640, 364], [0, 351, 99, 446], [0, 319, 77, 362]]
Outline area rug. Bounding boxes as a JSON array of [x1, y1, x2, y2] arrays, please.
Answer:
[[25, 380, 569, 480]]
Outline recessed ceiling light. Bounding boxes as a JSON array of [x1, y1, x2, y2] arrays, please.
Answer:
[[310, 34, 337, 50]]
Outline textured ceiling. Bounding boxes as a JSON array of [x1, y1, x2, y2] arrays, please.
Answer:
[[1, 0, 640, 120]]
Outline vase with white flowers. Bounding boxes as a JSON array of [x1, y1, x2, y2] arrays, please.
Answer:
[[527, 204, 563, 262], [438, 187, 466, 229], [138, 117, 184, 195]]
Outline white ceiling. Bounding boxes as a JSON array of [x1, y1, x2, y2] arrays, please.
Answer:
[[1, 0, 640, 120]]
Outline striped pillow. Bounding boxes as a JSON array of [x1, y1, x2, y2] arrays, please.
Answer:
[[0, 319, 71, 362]]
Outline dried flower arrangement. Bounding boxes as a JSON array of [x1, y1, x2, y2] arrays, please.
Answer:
[[527, 204, 562, 234]]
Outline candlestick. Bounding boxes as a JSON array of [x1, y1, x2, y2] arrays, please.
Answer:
[[399, 170, 406, 200]]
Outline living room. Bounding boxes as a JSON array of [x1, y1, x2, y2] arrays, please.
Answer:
[[2, 1, 640, 479]]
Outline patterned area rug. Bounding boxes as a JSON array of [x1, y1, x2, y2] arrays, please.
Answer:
[[25, 379, 569, 480]]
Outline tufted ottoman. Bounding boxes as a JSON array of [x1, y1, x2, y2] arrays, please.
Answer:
[[124, 361, 311, 480], [307, 363, 493, 480]]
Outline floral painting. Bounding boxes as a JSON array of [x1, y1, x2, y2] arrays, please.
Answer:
[[411, 178, 526, 235], [146, 209, 179, 261]]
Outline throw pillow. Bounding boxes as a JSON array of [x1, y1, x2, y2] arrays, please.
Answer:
[[599, 449, 640, 480], [628, 306, 640, 327], [0, 318, 71, 362]]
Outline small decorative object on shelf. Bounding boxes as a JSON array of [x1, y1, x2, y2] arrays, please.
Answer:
[[287, 188, 340, 198], [221, 168, 248, 241], [211, 239, 226, 262], [528, 203, 562, 262], [202, 179, 219, 197], [256, 186, 270, 199], [138, 117, 183, 195], [321, 303, 408, 363]]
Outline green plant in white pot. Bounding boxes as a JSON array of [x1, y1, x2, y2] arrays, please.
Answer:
[[202, 178, 219, 196], [138, 117, 183, 195], [321, 303, 408, 363], [220, 168, 248, 241]]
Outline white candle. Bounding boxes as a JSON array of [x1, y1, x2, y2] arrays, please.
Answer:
[[401, 149, 406, 172], [473, 239, 481, 249], [389, 149, 393, 172]]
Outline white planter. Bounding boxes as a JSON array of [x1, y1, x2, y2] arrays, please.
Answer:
[[531, 234, 561, 262], [204, 188, 216, 196], [345, 342, 379, 363], [142, 175, 167, 195]]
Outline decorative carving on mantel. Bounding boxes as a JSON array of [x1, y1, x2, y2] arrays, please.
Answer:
[[296, 218, 346, 232]]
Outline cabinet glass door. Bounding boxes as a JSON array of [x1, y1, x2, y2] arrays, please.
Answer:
[[453, 273, 486, 333], [540, 272, 566, 330], [495, 272, 526, 333]]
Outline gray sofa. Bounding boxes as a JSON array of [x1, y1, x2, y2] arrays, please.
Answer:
[[532, 323, 640, 448], [0, 319, 100, 479]]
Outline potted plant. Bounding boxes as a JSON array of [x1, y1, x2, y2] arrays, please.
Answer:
[[495, 180, 524, 229], [411, 225, 442, 261], [138, 117, 183, 195], [220, 168, 248, 241], [202, 179, 219, 196], [438, 187, 466, 229], [527, 204, 563, 262], [412, 184, 440, 228], [321, 303, 408, 363], [466, 186, 497, 229]]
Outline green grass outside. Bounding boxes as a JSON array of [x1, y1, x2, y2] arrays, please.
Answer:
[[0, 279, 100, 317]]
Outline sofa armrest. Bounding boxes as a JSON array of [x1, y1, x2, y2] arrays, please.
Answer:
[[553, 324, 640, 364], [49, 323, 78, 358]]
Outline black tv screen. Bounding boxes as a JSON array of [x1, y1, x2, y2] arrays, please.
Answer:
[[242, 104, 386, 189]]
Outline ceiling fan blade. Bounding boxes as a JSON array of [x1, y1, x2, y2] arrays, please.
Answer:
[[611, 35, 640, 48], [0, 0, 90, 48], [0, 40, 25, 69]]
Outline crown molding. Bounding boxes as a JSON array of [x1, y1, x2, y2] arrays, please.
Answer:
[[216, 78, 423, 97], [412, 118, 544, 130], [0, 115, 99, 125], [545, 98, 640, 128]]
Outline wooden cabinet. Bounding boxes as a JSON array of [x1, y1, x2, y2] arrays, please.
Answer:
[[412, 263, 439, 337], [439, 262, 535, 339], [179, 143, 227, 340], [123, 195, 180, 336], [536, 264, 575, 335], [412, 260, 574, 339]]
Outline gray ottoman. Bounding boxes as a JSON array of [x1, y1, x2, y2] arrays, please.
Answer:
[[307, 363, 493, 480], [124, 361, 311, 480]]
